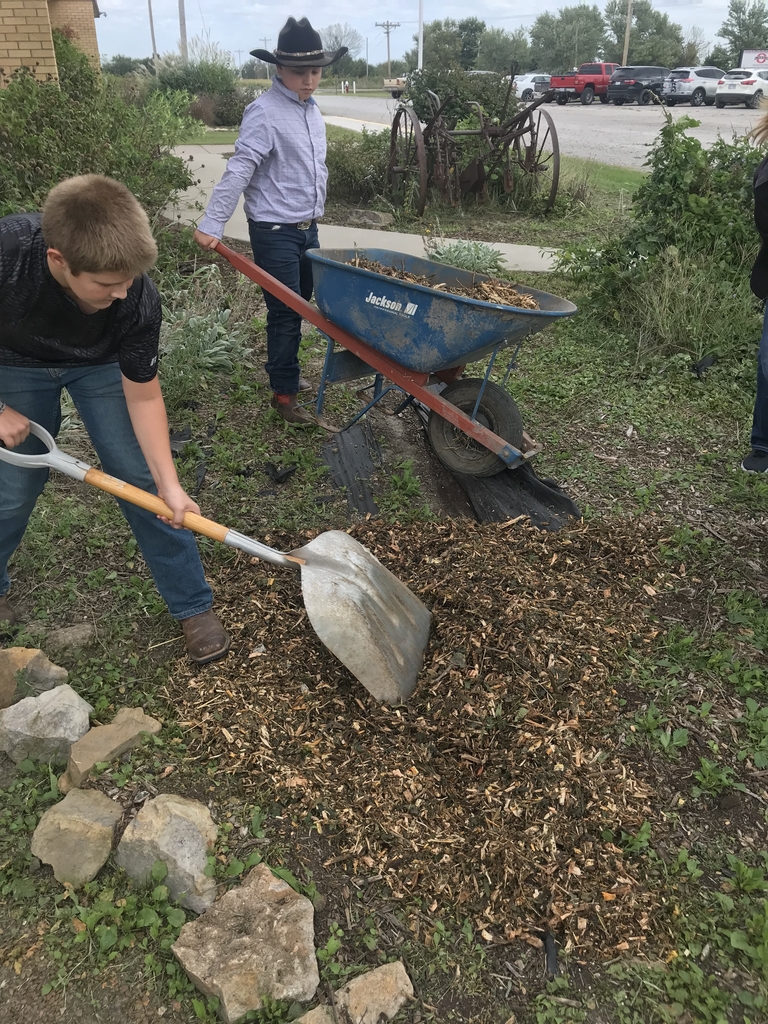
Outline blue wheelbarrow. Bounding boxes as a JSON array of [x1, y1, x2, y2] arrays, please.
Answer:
[[216, 244, 577, 477]]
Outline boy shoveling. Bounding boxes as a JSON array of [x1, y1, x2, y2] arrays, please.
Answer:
[[194, 17, 346, 427], [0, 175, 230, 664]]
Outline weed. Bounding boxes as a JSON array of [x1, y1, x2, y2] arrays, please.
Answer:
[[426, 239, 507, 275], [692, 757, 743, 798]]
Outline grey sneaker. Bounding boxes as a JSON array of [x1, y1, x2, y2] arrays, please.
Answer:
[[741, 450, 768, 474], [0, 594, 19, 626]]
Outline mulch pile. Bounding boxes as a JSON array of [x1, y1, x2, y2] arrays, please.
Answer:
[[347, 256, 540, 310], [168, 517, 675, 959]]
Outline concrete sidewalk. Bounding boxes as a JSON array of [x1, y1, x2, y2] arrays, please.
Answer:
[[168, 144, 556, 273]]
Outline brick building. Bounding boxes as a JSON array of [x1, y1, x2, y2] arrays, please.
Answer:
[[0, 0, 102, 83]]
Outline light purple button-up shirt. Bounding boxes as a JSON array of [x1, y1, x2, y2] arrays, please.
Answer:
[[197, 76, 327, 238]]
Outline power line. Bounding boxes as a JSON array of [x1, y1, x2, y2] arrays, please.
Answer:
[[376, 21, 400, 77]]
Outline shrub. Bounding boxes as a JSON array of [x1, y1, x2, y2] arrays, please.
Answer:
[[406, 67, 517, 126], [325, 128, 390, 203], [156, 57, 237, 96], [211, 86, 257, 127], [426, 239, 506, 274], [0, 32, 194, 218], [557, 110, 764, 361]]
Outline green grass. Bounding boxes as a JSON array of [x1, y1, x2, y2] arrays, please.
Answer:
[[181, 123, 358, 146], [559, 153, 646, 193]]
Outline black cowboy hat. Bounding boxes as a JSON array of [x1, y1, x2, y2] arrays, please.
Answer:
[[250, 17, 348, 68]]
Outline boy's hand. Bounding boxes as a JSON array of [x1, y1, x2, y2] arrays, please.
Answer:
[[157, 482, 201, 529], [0, 406, 31, 448], [194, 230, 220, 251]]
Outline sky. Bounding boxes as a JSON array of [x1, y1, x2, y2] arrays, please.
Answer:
[[95, 1, 735, 68]]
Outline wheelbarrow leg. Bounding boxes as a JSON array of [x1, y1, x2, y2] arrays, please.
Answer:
[[316, 335, 334, 419], [470, 343, 502, 422]]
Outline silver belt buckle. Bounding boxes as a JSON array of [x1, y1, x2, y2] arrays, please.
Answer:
[[297, 220, 312, 230]]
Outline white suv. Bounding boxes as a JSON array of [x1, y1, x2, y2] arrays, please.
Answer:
[[715, 68, 768, 108], [663, 66, 725, 106], [513, 73, 551, 102]]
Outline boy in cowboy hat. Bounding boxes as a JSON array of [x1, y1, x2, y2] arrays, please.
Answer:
[[194, 18, 346, 426]]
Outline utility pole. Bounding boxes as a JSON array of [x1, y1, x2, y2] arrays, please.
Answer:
[[366, 38, 369, 77], [260, 37, 271, 50], [622, 0, 633, 67], [178, 0, 188, 62], [418, 0, 424, 70], [376, 21, 400, 77], [147, 0, 158, 59]]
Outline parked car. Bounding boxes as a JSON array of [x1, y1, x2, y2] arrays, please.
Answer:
[[512, 73, 551, 102], [663, 66, 725, 106], [384, 77, 406, 98], [715, 67, 768, 108], [549, 62, 620, 104], [608, 66, 670, 105]]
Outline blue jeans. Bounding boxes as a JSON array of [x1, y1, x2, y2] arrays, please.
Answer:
[[0, 363, 213, 620], [752, 306, 768, 453], [248, 221, 319, 395]]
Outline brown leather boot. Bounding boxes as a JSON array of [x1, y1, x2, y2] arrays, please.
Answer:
[[271, 393, 316, 425], [298, 377, 312, 393], [0, 594, 18, 626], [181, 610, 230, 664]]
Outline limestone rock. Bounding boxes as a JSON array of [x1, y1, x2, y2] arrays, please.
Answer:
[[0, 684, 92, 763], [47, 623, 96, 649], [172, 863, 319, 1022], [68, 707, 162, 787], [345, 210, 394, 228], [0, 647, 68, 709], [296, 962, 413, 1024], [31, 789, 122, 886], [115, 794, 217, 912]]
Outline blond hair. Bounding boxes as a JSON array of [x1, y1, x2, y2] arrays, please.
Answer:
[[41, 175, 158, 276], [752, 108, 768, 147]]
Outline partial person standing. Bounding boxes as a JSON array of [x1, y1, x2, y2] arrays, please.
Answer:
[[0, 175, 230, 663], [194, 17, 346, 426], [745, 116, 768, 473]]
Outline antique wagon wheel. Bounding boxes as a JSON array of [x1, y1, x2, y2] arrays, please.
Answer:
[[389, 106, 428, 217], [511, 107, 560, 212]]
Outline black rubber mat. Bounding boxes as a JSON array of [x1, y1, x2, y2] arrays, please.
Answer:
[[453, 462, 581, 531], [322, 419, 383, 515]]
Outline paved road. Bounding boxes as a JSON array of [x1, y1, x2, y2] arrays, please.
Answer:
[[314, 93, 762, 170]]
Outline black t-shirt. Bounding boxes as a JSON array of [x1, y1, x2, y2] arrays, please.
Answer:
[[0, 212, 162, 383]]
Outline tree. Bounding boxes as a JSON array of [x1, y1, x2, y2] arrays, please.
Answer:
[[320, 23, 364, 58], [529, 5, 607, 73], [102, 54, 153, 76], [458, 17, 487, 70], [241, 58, 270, 80], [604, 0, 685, 68], [679, 27, 710, 67], [403, 18, 486, 71], [714, 0, 768, 67], [476, 27, 530, 74], [705, 44, 736, 69]]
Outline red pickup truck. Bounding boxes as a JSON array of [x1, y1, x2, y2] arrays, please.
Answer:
[[549, 62, 620, 105]]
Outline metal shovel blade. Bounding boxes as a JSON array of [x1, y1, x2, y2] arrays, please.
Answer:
[[294, 531, 431, 703]]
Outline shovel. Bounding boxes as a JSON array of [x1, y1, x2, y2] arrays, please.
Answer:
[[0, 422, 431, 703]]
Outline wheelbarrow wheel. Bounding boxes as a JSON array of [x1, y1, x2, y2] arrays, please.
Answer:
[[427, 378, 523, 478]]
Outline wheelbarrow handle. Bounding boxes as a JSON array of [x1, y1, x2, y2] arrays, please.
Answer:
[[0, 422, 302, 568], [215, 242, 327, 331]]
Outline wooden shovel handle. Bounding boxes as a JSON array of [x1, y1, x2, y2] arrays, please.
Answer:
[[84, 468, 229, 543]]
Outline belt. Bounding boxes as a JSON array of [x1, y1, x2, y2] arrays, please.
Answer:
[[251, 219, 317, 231]]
